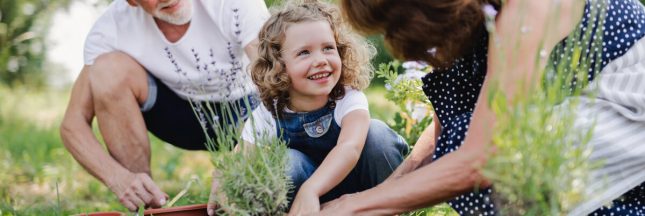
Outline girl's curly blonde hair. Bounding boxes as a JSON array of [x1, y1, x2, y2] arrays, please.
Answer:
[[251, 0, 375, 117]]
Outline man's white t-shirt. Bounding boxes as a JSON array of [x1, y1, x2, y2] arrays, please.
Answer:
[[84, 0, 269, 101], [241, 88, 369, 144]]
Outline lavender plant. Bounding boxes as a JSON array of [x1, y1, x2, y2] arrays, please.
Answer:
[[192, 98, 291, 215]]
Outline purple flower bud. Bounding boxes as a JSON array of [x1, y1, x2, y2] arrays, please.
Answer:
[[482, 4, 498, 18]]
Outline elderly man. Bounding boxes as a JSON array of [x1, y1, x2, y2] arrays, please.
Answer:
[[60, 0, 268, 211]]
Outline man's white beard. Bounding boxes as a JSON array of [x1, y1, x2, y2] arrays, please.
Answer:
[[155, 0, 193, 25]]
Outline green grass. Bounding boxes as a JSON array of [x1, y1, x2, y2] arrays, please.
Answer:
[[0, 85, 453, 215]]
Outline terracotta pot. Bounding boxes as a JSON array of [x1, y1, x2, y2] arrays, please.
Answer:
[[143, 204, 209, 216], [74, 212, 125, 216]]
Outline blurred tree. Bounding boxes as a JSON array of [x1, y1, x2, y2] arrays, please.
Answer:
[[0, 0, 72, 87]]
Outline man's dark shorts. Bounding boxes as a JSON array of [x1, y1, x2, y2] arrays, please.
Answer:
[[140, 74, 259, 150]]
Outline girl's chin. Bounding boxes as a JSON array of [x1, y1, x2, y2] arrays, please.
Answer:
[[303, 90, 335, 98]]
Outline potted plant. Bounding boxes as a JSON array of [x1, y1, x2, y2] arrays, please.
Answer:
[[191, 97, 292, 215]]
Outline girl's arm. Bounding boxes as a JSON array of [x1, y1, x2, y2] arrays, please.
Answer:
[[319, 0, 583, 214], [302, 109, 370, 194], [384, 112, 439, 182], [289, 109, 370, 215]]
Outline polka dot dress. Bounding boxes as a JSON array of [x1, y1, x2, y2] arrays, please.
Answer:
[[590, 187, 645, 215], [421, 0, 645, 215], [423, 35, 494, 215]]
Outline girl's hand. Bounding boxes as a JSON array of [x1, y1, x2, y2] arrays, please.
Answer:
[[288, 188, 320, 216]]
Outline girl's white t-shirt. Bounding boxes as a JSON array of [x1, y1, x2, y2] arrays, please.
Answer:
[[241, 88, 369, 144], [84, 0, 269, 101]]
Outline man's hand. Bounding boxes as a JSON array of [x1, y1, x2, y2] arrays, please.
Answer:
[[108, 172, 167, 212], [288, 188, 320, 216]]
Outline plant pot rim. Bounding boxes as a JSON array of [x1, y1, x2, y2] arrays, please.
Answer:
[[74, 212, 125, 216], [143, 203, 208, 215]]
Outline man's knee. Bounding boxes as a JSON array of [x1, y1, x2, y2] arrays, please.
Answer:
[[89, 52, 148, 102]]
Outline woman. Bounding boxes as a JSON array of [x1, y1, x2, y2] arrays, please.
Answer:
[[321, 0, 645, 215]]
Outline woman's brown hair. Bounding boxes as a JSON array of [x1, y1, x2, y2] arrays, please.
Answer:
[[341, 0, 501, 68], [252, 0, 375, 117]]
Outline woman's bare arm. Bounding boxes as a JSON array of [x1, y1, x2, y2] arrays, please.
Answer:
[[384, 112, 439, 181]]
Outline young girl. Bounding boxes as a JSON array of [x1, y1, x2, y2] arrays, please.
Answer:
[[210, 0, 409, 215]]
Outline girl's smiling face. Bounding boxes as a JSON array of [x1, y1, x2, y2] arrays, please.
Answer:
[[282, 20, 342, 107]]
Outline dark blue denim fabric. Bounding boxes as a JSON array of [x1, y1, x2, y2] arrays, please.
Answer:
[[275, 101, 409, 205], [277, 102, 341, 164]]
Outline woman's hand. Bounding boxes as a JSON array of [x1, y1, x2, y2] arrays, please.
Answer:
[[319, 193, 357, 215], [288, 187, 321, 216]]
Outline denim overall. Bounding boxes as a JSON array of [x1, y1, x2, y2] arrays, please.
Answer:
[[275, 101, 409, 205]]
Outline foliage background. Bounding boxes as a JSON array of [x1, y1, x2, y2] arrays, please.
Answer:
[[0, 0, 75, 87]]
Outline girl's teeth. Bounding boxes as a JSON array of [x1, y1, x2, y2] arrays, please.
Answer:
[[309, 73, 330, 80]]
